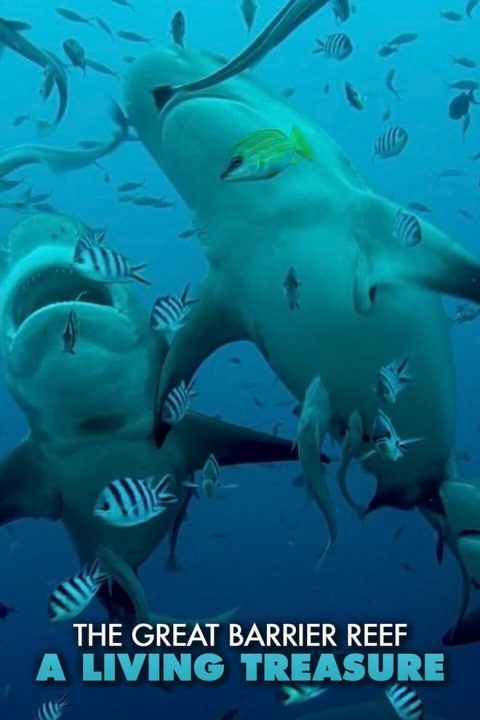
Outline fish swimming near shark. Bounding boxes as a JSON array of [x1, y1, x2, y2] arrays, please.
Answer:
[[0, 17, 68, 133], [151, 0, 331, 112], [0, 212, 306, 623], [0, 101, 131, 179], [125, 31, 480, 643]]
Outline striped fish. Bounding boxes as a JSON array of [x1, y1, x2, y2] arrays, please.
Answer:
[[385, 683, 424, 720], [281, 683, 327, 706], [94, 475, 177, 527], [74, 239, 149, 285], [161, 380, 195, 424], [376, 357, 414, 404], [221, 126, 315, 182], [370, 410, 422, 463], [393, 210, 422, 247], [202, 454, 221, 498], [48, 560, 107, 622], [150, 285, 196, 338], [374, 127, 409, 158], [36, 694, 71, 720], [62, 308, 78, 354], [313, 33, 353, 60]]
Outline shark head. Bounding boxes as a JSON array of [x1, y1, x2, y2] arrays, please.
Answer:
[[124, 45, 345, 229], [0, 213, 165, 443]]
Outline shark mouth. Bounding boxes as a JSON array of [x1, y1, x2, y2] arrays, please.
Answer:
[[12, 265, 114, 331]]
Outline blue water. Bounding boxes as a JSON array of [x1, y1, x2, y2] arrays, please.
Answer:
[[0, 0, 478, 717]]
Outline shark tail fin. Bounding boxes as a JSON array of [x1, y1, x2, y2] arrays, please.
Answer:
[[291, 125, 315, 161]]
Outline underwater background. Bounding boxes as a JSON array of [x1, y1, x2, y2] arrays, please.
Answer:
[[0, 0, 478, 717]]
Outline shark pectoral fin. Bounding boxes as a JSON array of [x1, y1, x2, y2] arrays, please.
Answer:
[[443, 604, 480, 646], [359, 195, 480, 303], [336, 409, 365, 519], [96, 545, 149, 623], [0, 437, 62, 524], [297, 377, 336, 566], [149, 606, 239, 626], [177, 413, 300, 471], [154, 274, 248, 446]]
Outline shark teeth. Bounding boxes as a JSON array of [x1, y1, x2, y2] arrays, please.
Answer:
[[12, 265, 113, 330]]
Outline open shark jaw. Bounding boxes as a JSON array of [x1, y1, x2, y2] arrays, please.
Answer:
[[9, 264, 115, 334]]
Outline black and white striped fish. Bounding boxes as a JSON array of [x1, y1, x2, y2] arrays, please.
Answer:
[[151, 285, 196, 338], [393, 210, 422, 247], [161, 380, 195, 424], [36, 694, 71, 720], [376, 357, 414, 404], [74, 239, 149, 285], [366, 410, 422, 463], [385, 683, 424, 720], [374, 127, 409, 158], [48, 560, 107, 622], [62, 308, 78, 354], [313, 33, 353, 60], [94, 475, 177, 527]]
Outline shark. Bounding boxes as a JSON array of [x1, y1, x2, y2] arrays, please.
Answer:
[[0, 16, 68, 133], [0, 102, 131, 179], [123, 44, 480, 642], [0, 212, 304, 622]]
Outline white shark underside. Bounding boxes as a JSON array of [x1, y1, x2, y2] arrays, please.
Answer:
[[0, 212, 302, 622], [124, 46, 480, 641]]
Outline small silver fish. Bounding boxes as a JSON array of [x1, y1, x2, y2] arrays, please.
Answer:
[[56, 7, 94, 25], [63, 38, 86, 72], [116, 30, 153, 45], [466, 0, 480, 18], [117, 180, 145, 192], [393, 210, 422, 247], [96, 16, 114, 39], [36, 694, 71, 720], [48, 560, 107, 621], [161, 380, 195, 424], [385, 68, 401, 99], [376, 357, 414, 404], [344, 81, 364, 110], [284, 267, 302, 309], [450, 302, 480, 324], [170, 10, 186, 47], [94, 475, 177, 527], [385, 683, 424, 720]]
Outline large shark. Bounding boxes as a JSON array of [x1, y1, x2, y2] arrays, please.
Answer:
[[0, 212, 303, 622], [123, 46, 480, 640]]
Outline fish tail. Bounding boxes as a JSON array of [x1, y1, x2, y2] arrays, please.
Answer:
[[291, 125, 315, 162], [58, 694, 72, 709], [130, 263, 150, 285]]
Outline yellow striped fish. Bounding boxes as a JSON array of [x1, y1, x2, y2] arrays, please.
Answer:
[[220, 126, 315, 182]]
